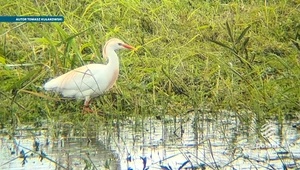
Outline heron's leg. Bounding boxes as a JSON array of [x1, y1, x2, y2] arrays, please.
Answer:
[[84, 96, 91, 107], [82, 96, 93, 114]]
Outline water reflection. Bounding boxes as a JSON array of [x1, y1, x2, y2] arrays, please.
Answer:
[[99, 112, 300, 169], [0, 111, 299, 170], [0, 127, 119, 169]]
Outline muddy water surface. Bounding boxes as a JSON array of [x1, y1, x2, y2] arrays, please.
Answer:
[[0, 112, 299, 170]]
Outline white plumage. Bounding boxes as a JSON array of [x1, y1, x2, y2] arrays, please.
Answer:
[[44, 38, 136, 112]]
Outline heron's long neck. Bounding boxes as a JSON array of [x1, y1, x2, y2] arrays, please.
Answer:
[[104, 48, 119, 70]]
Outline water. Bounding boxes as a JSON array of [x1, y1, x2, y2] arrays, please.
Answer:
[[0, 111, 299, 170], [0, 130, 119, 169]]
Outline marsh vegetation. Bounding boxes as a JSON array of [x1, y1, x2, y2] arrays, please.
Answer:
[[0, 0, 299, 169]]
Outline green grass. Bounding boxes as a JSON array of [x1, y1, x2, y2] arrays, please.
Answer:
[[0, 0, 299, 127]]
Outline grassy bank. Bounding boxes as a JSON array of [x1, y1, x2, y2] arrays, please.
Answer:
[[0, 0, 299, 127]]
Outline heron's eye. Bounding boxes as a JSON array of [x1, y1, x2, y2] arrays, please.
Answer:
[[118, 43, 122, 46]]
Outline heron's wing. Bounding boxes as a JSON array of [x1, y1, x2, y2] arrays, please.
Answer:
[[44, 64, 107, 95]]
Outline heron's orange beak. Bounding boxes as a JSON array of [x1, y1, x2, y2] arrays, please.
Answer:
[[122, 44, 137, 51]]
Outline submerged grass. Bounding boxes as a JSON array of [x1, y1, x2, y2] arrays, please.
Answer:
[[0, 0, 299, 129]]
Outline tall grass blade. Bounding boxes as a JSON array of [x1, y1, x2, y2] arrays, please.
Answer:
[[0, 56, 6, 64], [20, 89, 60, 101], [209, 39, 234, 52], [53, 23, 68, 42], [161, 67, 189, 97], [8, 68, 42, 92], [241, 37, 250, 60], [291, 39, 300, 52], [57, 27, 90, 47], [87, 28, 101, 59], [226, 21, 234, 43], [270, 53, 290, 70], [236, 25, 251, 45], [241, 37, 250, 52]]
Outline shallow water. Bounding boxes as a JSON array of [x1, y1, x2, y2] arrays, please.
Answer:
[[0, 112, 299, 170]]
